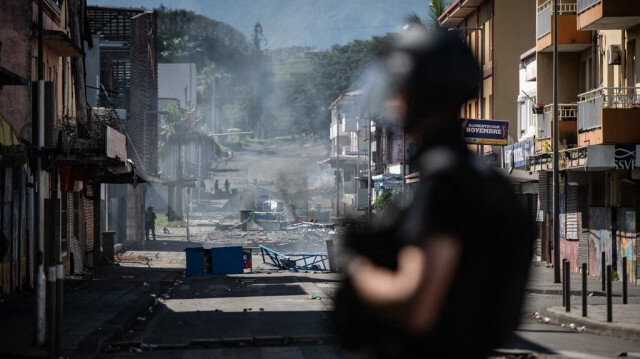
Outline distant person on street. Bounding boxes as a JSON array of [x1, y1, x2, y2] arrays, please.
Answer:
[[214, 179, 220, 193], [144, 206, 157, 241], [333, 26, 534, 358], [224, 178, 230, 194]]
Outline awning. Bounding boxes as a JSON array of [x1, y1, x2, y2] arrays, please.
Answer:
[[499, 168, 539, 183], [0, 66, 27, 86], [0, 112, 28, 169], [163, 178, 197, 188], [439, 0, 485, 27], [88, 160, 147, 186], [318, 155, 362, 167], [59, 165, 88, 191], [94, 168, 147, 185]]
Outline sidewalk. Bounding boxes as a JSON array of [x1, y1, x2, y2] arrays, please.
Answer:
[[0, 249, 183, 358], [527, 262, 640, 342]]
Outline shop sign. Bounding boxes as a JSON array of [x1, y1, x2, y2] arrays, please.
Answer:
[[503, 139, 534, 170], [461, 119, 509, 146], [383, 180, 402, 188], [615, 144, 638, 170]]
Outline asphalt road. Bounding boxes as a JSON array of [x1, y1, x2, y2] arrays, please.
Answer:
[[95, 274, 640, 359], [107, 139, 640, 359]]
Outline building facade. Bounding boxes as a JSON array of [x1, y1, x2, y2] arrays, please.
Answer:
[[0, 0, 142, 296], [512, 0, 640, 284], [87, 6, 159, 250]]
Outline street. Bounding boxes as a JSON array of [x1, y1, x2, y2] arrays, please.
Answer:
[[87, 262, 640, 359], [96, 139, 640, 359]]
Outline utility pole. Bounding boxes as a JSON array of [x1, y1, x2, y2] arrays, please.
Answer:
[[367, 118, 372, 223], [335, 116, 340, 218], [356, 124, 360, 210], [552, 0, 561, 283]]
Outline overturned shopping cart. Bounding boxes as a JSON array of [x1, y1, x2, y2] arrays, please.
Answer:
[[259, 244, 329, 271]]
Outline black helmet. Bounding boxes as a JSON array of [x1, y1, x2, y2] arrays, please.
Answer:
[[366, 26, 481, 129]]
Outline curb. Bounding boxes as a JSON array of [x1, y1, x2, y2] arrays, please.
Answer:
[[540, 307, 640, 342], [105, 335, 337, 353], [526, 288, 628, 297]]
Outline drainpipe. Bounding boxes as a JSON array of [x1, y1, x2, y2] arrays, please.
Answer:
[[35, 0, 47, 347], [593, 30, 600, 90], [620, 30, 626, 87]]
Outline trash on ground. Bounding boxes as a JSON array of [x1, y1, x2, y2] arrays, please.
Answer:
[[141, 343, 157, 350]]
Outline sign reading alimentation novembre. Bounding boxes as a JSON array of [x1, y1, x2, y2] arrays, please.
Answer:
[[460, 118, 509, 146]]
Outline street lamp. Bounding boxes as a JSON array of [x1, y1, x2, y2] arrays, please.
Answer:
[[552, 0, 561, 283]]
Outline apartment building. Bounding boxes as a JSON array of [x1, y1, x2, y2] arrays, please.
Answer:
[[523, 0, 640, 284], [87, 6, 158, 250], [439, 0, 537, 149], [0, 0, 141, 296], [327, 90, 371, 212]]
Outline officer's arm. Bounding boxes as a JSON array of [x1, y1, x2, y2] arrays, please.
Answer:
[[347, 235, 461, 334]]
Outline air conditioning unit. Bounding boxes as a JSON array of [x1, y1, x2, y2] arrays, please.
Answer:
[[608, 45, 622, 65]]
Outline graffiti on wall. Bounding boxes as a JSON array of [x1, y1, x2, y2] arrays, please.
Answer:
[[589, 207, 612, 277], [617, 208, 637, 284], [560, 239, 580, 272]]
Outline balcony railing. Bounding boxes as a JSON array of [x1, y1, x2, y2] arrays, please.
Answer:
[[334, 145, 362, 157], [538, 4, 552, 38], [537, 104, 577, 139], [577, 0, 600, 14], [537, 1, 578, 39], [577, 87, 640, 131], [343, 145, 360, 156], [59, 109, 123, 154]]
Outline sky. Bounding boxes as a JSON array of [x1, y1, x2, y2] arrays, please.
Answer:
[[87, 0, 429, 50]]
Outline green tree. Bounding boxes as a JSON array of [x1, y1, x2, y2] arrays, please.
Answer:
[[404, 0, 453, 28], [265, 34, 393, 139], [157, 7, 251, 133], [372, 190, 400, 214], [312, 34, 394, 110]]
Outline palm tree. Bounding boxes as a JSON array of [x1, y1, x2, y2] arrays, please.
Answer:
[[404, 0, 453, 29]]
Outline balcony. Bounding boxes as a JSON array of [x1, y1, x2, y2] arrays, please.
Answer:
[[58, 109, 125, 163], [535, 104, 578, 153], [438, 0, 485, 27], [529, 145, 622, 172], [577, 87, 640, 146], [537, 1, 591, 52], [577, 0, 640, 30]]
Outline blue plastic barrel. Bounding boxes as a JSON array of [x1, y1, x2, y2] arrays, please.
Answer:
[[211, 246, 244, 275], [185, 247, 205, 276]]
